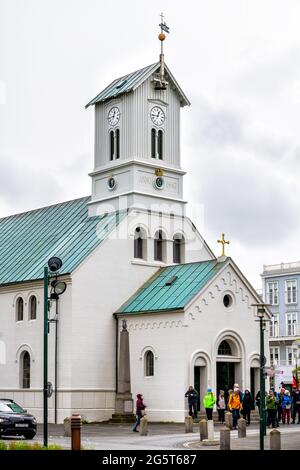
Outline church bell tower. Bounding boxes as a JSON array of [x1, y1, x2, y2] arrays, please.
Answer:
[[86, 17, 190, 217]]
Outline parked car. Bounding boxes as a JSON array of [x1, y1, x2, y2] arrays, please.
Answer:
[[0, 399, 37, 439]]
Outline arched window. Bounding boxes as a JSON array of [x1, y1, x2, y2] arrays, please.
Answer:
[[110, 130, 114, 160], [115, 128, 120, 159], [22, 351, 30, 389], [134, 227, 146, 260], [16, 297, 24, 322], [154, 230, 165, 262], [173, 234, 185, 264], [29, 296, 37, 320], [151, 128, 157, 158], [145, 350, 154, 377], [158, 130, 163, 160], [218, 340, 232, 356]]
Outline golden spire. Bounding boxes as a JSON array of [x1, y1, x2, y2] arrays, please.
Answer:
[[217, 233, 230, 257]]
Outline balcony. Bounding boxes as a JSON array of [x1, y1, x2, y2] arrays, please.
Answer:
[[270, 359, 300, 367], [269, 323, 300, 342], [262, 261, 300, 276]]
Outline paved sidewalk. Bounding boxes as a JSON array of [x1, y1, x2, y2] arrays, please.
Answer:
[[2, 422, 300, 450]]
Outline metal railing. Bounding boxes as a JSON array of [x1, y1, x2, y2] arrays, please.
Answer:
[[263, 261, 300, 274], [270, 359, 299, 367], [269, 323, 300, 338]]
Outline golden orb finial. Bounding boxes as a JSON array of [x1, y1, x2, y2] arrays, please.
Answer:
[[158, 32, 166, 41]]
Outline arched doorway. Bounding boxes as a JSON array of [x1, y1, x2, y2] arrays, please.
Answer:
[[192, 352, 210, 412], [216, 338, 242, 402]]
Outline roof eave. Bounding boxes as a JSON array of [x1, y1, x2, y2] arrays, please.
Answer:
[[114, 308, 184, 317]]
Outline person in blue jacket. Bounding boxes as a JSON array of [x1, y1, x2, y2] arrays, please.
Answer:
[[281, 389, 292, 424]]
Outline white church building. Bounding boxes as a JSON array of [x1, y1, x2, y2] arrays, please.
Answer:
[[0, 38, 270, 423]]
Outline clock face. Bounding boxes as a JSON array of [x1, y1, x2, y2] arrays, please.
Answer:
[[150, 106, 165, 126], [108, 107, 120, 126]]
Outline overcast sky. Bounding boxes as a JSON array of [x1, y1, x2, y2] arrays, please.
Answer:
[[1, 0, 300, 288]]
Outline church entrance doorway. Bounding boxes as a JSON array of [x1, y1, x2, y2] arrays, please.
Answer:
[[216, 339, 242, 402], [217, 362, 235, 402]]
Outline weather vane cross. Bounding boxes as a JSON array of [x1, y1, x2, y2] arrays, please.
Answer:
[[159, 12, 170, 33], [156, 13, 170, 90], [217, 233, 230, 256]]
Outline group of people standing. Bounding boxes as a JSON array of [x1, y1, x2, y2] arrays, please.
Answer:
[[131, 384, 300, 433], [260, 386, 300, 428], [185, 384, 300, 430], [185, 383, 252, 429]]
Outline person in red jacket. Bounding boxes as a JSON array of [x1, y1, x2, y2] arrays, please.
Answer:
[[132, 394, 146, 432]]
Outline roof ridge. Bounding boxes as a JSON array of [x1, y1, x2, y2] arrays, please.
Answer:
[[0, 195, 91, 222], [113, 62, 158, 83], [85, 62, 159, 108]]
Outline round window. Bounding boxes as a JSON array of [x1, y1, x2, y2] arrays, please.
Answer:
[[107, 177, 117, 191], [154, 176, 165, 190], [223, 294, 233, 308]]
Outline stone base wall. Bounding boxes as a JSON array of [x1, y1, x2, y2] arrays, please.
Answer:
[[0, 389, 115, 423]]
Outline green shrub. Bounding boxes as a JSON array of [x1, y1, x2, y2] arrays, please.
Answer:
[[45, 443, 63, 450], [0, 440, 64, 451], [0, 441, 7, 450], [8, 441, 33, 450]]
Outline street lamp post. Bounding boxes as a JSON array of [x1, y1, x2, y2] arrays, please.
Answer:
[[259, 308, 266, 451], [252, 303, 270, 451], [43, 257, 67, 448], [43, 267, 48, 448]]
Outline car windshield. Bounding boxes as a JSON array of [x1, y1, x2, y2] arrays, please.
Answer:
[[0, 401, 25, 413]]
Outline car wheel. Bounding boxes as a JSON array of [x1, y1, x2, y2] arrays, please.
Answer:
[[24, 431, 36, 440]]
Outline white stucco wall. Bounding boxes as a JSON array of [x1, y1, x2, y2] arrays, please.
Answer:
[[0, 279, 73, 422], [123, 262, 269, 422], [0, 210, 215, 423]]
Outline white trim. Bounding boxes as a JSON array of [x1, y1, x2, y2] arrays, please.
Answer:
[[285, 312, 298, 336], [15, 344, 35, 363], [269, 313, 280, 338], [189, 350, 211, 386], [185, 258, 267, 315], [266, 280, 279, 306], [89, 158, 186, 177], [285, 279, 298, 305], [88, 190, 187, 205], [270, 346, 280, 365]]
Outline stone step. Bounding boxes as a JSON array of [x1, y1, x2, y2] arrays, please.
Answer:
[[110, 413, 136, 423]]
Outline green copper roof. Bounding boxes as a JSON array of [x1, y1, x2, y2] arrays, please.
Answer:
[[85, 62, 190, 108], [0, 197, 126, 285], [117, 259, 225, 314]]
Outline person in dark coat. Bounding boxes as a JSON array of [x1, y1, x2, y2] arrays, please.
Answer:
[[242, 389, 254, 425], [132, 393, 146, 432], [185, 385, 199, 418], [292, 387, 300, 424]]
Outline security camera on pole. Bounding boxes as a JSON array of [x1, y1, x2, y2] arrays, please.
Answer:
[[43, 257, 67, 448]]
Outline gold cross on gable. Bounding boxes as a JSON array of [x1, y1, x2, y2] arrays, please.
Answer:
[[217, 233, 230, 256]]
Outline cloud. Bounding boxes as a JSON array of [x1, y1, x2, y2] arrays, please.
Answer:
[[0, 155, 64, 216], [183, 97, 300, 247]]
